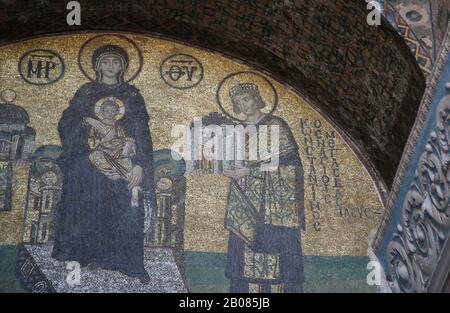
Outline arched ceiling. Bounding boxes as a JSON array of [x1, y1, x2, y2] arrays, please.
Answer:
[[381, 0, 449, 76], [0, 0, 426, 194]]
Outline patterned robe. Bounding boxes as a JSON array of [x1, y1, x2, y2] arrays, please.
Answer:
[[225, 114, 305, 293]]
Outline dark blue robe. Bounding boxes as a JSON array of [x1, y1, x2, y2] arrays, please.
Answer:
[[52, 81, 156, 278]]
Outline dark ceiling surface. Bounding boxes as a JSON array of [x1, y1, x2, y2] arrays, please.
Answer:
[[0, 0, 426, 193]]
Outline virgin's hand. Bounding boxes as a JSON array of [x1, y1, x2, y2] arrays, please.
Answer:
[[83, 117, 95, 127], [128, 165, 143, 190], [223, 167, 250, 179]]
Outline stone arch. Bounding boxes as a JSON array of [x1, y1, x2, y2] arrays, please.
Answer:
[[0, 0, 427, 200]]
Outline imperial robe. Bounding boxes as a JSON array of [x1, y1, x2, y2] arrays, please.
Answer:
[[225, 114, 305, 293]]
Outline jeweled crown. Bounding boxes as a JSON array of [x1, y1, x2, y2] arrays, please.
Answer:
[[229, 81, 260, 99]]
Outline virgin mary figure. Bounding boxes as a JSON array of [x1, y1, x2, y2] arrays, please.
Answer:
[[51, 44, 156, 284]]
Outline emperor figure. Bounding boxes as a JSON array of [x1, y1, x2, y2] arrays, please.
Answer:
[[223, 82, 305, 293], [52, 44, 156, 284]]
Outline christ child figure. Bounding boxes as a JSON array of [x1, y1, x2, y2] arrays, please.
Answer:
[[84, 98, 142, 207]]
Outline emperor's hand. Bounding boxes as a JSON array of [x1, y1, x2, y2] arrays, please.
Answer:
[[223, 166, 250, 179]]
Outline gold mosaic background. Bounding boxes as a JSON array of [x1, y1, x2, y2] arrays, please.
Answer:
[[0, 33, 383, 256]]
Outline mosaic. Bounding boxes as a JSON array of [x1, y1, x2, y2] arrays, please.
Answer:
[[0, 0, 427, 190], [0, 33, 385, 293]]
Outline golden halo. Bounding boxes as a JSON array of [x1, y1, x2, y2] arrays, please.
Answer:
[[95, 97, 126, 121], [216, 71, 278, 122], [78, 34, 143, 83]]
